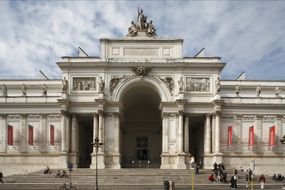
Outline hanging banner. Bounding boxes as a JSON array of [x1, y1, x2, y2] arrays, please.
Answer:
[[50, 125, 55, 145], [269, 125, 276, 147], [227, 126, 233, 147], [28, 125, 33, 145], [248, 126, 254, 150], [7, 125, 13, 145]]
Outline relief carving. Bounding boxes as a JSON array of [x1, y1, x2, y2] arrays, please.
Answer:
[[47, 114, 61, 120], [7, 114, 21, 120], [242, 115, 256, 120], [160, 77, 174, 94], [185, 77, 210, 92], [178, 77, 184, 92], [28, 115, 41, 120], [131, 65, 152, 76], [72, 77, 97, 91], [109, 76, 125, 94]]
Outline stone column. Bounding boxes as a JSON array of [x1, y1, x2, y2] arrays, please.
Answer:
[[211, 114, 216, 153], [255, 115, 262, 152], [98, 110, 104, 153], [70, 114, 78, 167], [161, 112, 170, 169], [184, 115, 189, 153], [41, 115, 47, 152], [214, 112, 221, 154], [0, 115, 7, 152], [97, 110, 105, 169], [92, 113, 99, 152], [235, 114, 242, 153], [276, 115, 283, 151], [178, 111, 184, 153], [113, 113, 120, 168], [204, 113, 211, 154], [20, 114, 27, 153], [60, 111, 69, 153]]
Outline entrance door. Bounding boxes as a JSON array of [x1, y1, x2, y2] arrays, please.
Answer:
[[120, 85, 162, 168]]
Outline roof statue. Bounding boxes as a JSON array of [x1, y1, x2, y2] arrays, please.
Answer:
[[127, 7, 157, 38]]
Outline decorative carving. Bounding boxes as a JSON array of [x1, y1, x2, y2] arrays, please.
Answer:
[[275, 86, 280, 96], [28, 115, 41, 120], [262, 115, 276, 120], [178, 77, 184, 92], [47, 114, 61, 120], [98, 76, 105, 92], [72, 77, 96, 91], [256, 85, 261, 96], [62, 77, 68, 92], [7, 114, 21, 120], [185, 77, 210, 92], [2, 84, 7, 96], [109, 76, 125, 94], [127, 8, 156, 37], [242, 115, 256, 120], [131, 65, 152, 76], [215, 77, 221, 93], [160, 77, 174, 94], [42, 84, 47, 96], [22, 83, 27, 96], [222, 114, 235, 119], [235, 85, 240, 96]]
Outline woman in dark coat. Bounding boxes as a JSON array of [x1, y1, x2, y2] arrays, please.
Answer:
[[230, 175, 238, 190]]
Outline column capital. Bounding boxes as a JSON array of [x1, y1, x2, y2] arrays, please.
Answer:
[[277, 114, 283, 120], [256, 114, 263, 119], [205, 113, 211, 117], [162, 112, 169, 118], [95, 98, 107, 110], [98, 110, 104, 116], [61, 110, 70, 117], [0, 114, 7, 119]]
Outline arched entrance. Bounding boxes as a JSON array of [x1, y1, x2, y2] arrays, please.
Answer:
[[120, 84, 162, 168]]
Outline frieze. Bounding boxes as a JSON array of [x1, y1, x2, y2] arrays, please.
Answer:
[[47, 114, 61, 120], [222, 114, 235, 120], [262, 115, 276, 120], [72, 77, 97, 91], [159, 76, 174, 94], [185, 77, 210, 92], [7, 114, 21, 120], [28, 115, 41, 120], [242, 115, 257, 120]]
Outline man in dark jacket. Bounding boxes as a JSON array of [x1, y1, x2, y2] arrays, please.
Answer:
[[230, 174, 238, 190]]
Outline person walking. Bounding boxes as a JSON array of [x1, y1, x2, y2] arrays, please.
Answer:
[[0, 171, 4, 184], [259, 174, 266, 189], [230, 174, 238, 190]]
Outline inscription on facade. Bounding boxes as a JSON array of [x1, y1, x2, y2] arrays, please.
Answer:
[[72, 77, 97, 91], [124, 48, 158, 57], [186, 77, 210, 92]]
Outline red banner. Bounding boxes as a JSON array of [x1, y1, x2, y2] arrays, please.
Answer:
[[249, 126, 254, 148], [50, 125, 54, 145], [269, 126, 276, 147], [7, 125, 13, 145], [228, 126, 233, 147], [28, 125, 33, 145]]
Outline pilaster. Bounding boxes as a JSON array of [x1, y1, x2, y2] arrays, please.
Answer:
[[161, 112, 170, 169], [20, 114, 27, 153], [0, 114, 7, 153], [204, 113, 211, 154], [70, 114, 79, 167], [235, 114, 242, 153]]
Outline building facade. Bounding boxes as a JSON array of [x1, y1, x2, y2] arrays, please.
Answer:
[[0, 11, 285, 175]]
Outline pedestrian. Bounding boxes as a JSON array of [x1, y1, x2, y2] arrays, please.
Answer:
[[194, 162, 199, 175], [245, 170, 249, 189], [259, 174, 266, 189], [0, 171, 4, 184], [230, 174, 238, 190]]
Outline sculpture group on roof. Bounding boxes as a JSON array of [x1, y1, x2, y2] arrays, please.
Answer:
[[127, 7, 156, 37]]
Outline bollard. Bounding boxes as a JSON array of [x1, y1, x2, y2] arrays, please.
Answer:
[[163, 179, 169, 190]]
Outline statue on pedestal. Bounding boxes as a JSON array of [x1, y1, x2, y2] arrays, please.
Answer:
[[99, 76, 105, 92], [2, 84, 7, 96], [22, 83, 27, 96], [62, 77, 68, 92]]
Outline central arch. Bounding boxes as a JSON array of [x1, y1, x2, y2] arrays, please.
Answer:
[[120, 84, 162, 168]]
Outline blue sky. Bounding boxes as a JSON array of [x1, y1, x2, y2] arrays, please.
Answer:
[[0, 1, 285, 80]]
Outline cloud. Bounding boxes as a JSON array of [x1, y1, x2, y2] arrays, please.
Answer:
[[0, 1, 284, 80]]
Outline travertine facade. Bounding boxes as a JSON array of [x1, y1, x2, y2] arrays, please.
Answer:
[[0, 11, 285, 176]]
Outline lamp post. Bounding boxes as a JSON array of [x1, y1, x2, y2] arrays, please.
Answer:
[[91, 137, 103, 190]]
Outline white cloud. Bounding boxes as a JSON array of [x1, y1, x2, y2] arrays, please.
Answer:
[[0, 1, 284, 79]]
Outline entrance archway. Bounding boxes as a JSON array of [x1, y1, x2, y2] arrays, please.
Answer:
[[120, 84, 162, 168]]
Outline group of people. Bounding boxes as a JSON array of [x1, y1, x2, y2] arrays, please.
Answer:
[[208, 162, 227, 183], [55, 170, 68, 178], [272, 173, 285, 181]]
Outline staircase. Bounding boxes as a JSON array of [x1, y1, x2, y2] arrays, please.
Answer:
[[0, 169, 283, 190]]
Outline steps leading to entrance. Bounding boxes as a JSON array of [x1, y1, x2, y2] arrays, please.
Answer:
[[1, 169, 283, 190]]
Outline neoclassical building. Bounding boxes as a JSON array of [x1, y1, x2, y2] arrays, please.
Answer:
[[0, 11, 285, 175]]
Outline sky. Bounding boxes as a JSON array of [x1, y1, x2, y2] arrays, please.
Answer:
[[0, 1, 285, 80]]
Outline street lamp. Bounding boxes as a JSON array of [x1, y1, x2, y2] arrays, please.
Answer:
[[91, 137, 103, 190]]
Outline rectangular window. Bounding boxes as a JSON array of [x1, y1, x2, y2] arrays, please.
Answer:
[[269, 125, 276, 147], [8, 125, 13, 145], [50, 125, 54, 145], [227, 126, 233, 148], [28, 125, 33, 145], [249, 126, 254, 148]]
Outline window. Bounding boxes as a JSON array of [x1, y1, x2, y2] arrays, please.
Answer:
[[50, 125, 54, 145], [28, 125, 33, 145], [7, 125, 13, 145]]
